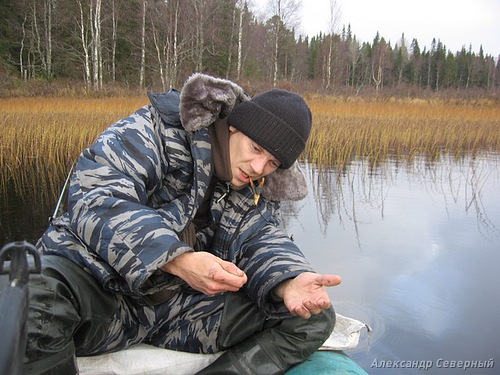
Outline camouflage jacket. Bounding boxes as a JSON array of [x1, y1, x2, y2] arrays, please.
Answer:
[[37, 74, 314, 316]]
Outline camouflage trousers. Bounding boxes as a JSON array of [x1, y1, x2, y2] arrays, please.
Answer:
[[11, 255, 272, 375]]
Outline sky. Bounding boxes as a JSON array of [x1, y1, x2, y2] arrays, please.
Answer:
[[252, 0, 500, 56]]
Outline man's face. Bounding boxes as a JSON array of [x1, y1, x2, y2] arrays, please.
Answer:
[[228, 126, 281, 188]]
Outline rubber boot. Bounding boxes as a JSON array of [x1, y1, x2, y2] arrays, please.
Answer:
[[196, 299, 336, 375], [197, 335, 285, 375], [22, 349, 78, 375], [20, 255, 124, 375]]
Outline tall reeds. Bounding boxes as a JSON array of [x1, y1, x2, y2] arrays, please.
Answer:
[[304, 96, 500, 170], [1, 97, 147, 205], [1, 95, 499, 205]]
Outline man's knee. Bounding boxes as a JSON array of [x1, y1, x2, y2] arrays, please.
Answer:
[[273, 305, 336, 359], [311, 305, 336, 343]]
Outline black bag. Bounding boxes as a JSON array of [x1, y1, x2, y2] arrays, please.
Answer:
[[0, 241, 41, 375]]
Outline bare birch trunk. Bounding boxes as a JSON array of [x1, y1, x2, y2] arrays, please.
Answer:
[[372, 51, 383, 95], [236, 1, 244, 80], [192, 0, 204, 72], [45, 0, 53, 78], [20, 16, 27, 79], [77, 0, 90, 88], [273, 0, 281, 86], [326, 0, 341, 89], [151, 23, 166, 91], [226, 0, 237, 79], [326, 38, 333, 89], [172, 0, 179, 87], [94, 0, 102, 89], [139, 0, 146, 89], [32, 1, 47, 76], [111, 0, 117, 82], [89, 0, 98, 89]]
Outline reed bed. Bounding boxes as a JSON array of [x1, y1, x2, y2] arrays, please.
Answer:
[[1, 97, 148, 204], [305, 96, 500, 170], [1, 96, 499, 205]]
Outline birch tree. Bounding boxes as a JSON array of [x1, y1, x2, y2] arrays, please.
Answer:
[[170, 0, 180, 87], [266, 0, 300, 85], [226, 0, 238, 78], [76, 0, 102, 89], [44, 0, 54, 78], [32, 1, 47, 76], [19, 15, 27, 79], [236, 0, 246, 79], [192, 0, 205, 72], [92, 0, 102, 89], [76, 0, 91, 87], [139, 0, 146, 89], [325, 0, 341, 89], [110, 0, 118, 82], [371, 33, 387, 94], [394, 33, 409, 86]]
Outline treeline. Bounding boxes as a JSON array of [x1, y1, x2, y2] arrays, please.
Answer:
[[1, 0, 499, 95]]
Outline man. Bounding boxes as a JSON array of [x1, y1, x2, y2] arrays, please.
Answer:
[[25, 73, 341, 374]]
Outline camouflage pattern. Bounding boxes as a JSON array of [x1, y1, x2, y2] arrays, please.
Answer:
[[37, 88, 314, 354]]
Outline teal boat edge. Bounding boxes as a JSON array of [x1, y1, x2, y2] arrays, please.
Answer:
[[286, 351, 368, 375]]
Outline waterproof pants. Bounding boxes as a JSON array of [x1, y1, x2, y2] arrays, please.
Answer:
[[1, 255, 335, 375]]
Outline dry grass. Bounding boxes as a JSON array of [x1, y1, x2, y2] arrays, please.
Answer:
[[1, 95, 499, 203], [0, 97, 148, 203], [304, 96, 500, 169]]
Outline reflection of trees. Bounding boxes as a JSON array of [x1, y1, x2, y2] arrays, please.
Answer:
[[0, 162, 68, 244], [279, 163, 341, 237], [321, 161, 390, 250], [466, 164, 499, 239], [283, 153, 499, 247], [310, 166, 339, 237], [410, 154, 500, 240]]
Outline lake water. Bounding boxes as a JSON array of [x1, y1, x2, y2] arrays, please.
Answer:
[[1, 154, 499, 374], [282, 155, 500, 374]]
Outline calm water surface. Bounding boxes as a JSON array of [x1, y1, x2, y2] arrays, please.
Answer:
[[1, 154, 499, 374], [283, 155, 500, 374]]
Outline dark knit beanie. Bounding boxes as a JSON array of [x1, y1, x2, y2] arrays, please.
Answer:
[[227, 89, 312, 169]]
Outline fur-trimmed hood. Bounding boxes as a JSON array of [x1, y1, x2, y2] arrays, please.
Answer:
[[179, 73, 308, 201]]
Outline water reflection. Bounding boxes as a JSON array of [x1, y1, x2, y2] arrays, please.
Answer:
[[0, 162, 63, 244], [282, 154, 500, 374], [283, 154, 500, 245]]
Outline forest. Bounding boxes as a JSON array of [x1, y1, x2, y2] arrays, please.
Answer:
[[1, 0, 499, 97]]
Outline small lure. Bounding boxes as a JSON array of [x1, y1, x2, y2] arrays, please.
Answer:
[[249, 177, 265, 205]]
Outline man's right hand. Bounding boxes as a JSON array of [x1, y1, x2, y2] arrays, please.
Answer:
[[161, 252, 247, 295]]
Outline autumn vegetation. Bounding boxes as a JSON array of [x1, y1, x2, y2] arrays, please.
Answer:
[[1, 96, 499, 207], [306, 96, 500, 169]]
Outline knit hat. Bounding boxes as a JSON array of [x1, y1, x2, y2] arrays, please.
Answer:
[[227, 89, 312, 169]]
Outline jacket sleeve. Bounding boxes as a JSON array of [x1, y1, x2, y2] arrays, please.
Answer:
[[68, 105, 192, 293], [238, 219, 315, 317]]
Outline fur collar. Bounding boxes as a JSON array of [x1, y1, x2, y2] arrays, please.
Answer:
[[179, 73, 308, 201]]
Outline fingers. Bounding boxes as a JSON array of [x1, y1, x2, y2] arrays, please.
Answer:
[[296, 272, 342, 288], [304, 298, 330, 314], [221, 261, 246, 277], [209, 261, 247, 292], [289, 297, 332, 319], [320, 274, 342, 287]]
